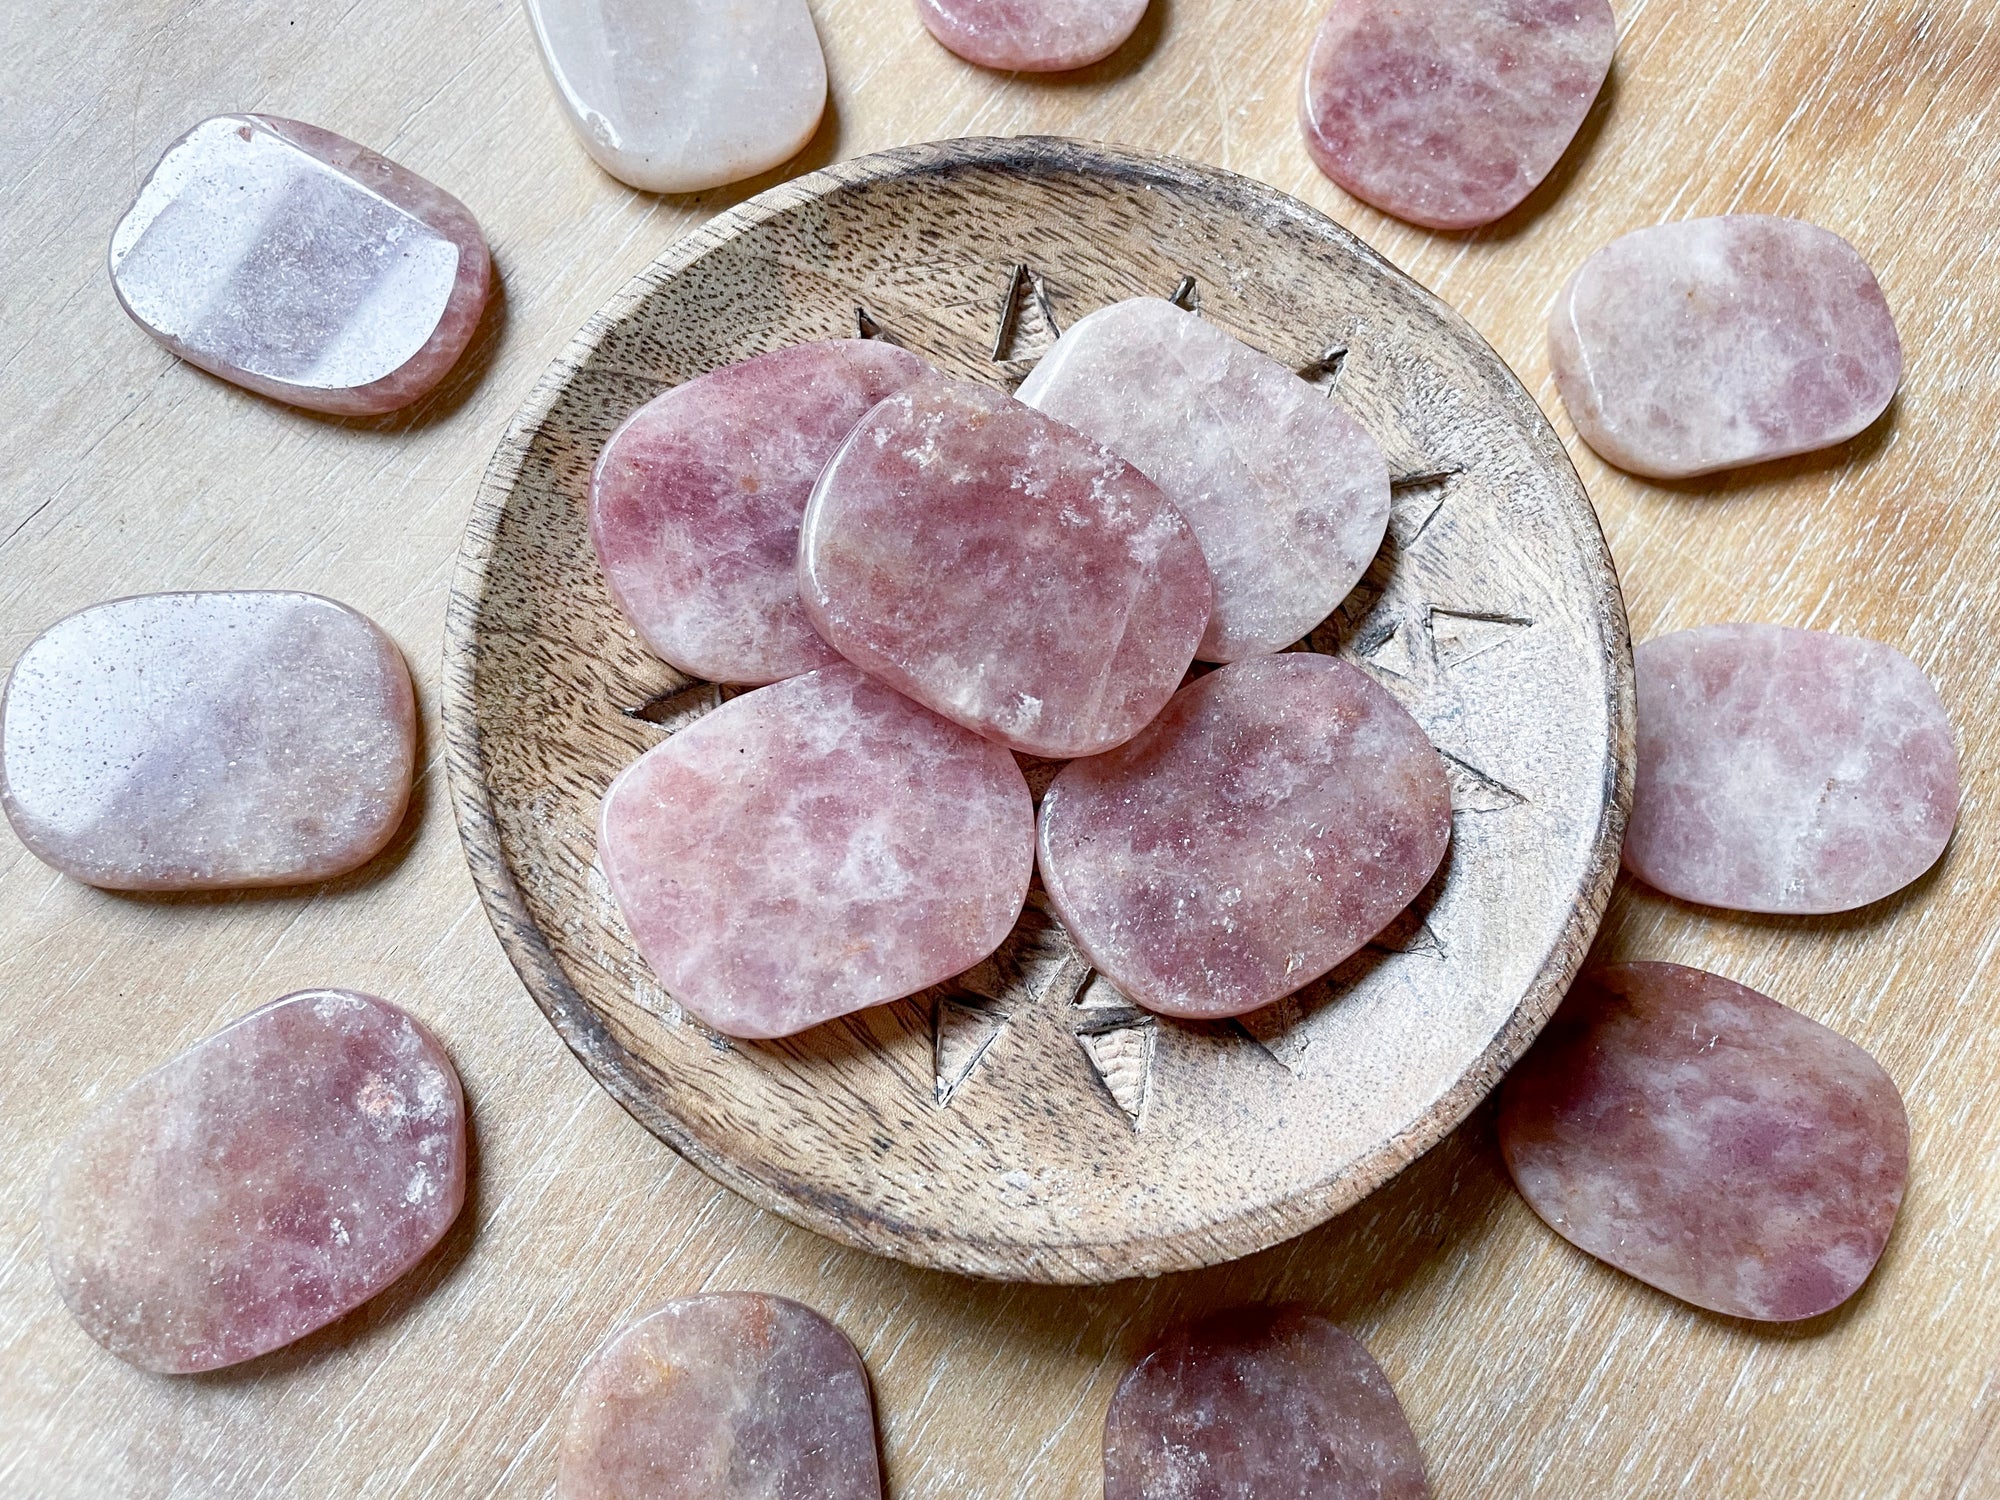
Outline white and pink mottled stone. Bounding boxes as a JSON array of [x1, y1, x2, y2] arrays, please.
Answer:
[[915, 0, 1148, 71], [1301, 0, 1615, 230], [1, 592, 416, 891], [1019, 298, 1390, 662], [1625, 624, 1958, 914], [42, 989, 466, 1373], [1549, 216, 1903, 478], [1500, 963, 1909, 1322], [592, 341, 928, 685], [800, 372, 1212, 758], [1039, 654, 1451, 1020], [598, 664, 1034, 1039], [110, 115, 492, 416]]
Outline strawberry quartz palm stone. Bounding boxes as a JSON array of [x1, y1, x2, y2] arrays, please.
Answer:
[[915, 0, 1149, 72]]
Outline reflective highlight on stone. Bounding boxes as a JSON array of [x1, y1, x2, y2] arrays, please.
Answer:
[[915, 0, 1149, 71]]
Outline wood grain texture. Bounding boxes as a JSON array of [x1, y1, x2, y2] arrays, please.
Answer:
[[1, 0, 1995, 1494]]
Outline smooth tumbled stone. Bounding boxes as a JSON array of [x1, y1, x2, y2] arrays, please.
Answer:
[[1019, 298, 1390, 662], [1549, 216, 1903, 478], [1301, 0, 1615, 231], [1625, 624, 1958, 914], [2, 592, 416, 891], [915, 0, 1148, 71], [1499, 963, 1909, 1321], [43, 990, 466, 1373], [599, 664, 1033, 1039], [110, 115, 492, 416], [1039, 654, 1451, 1019], [528, 0, 827, 193], [801, 372, 1212, 758]]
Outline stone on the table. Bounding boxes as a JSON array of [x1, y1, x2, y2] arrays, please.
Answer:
[[800, 372, 1212, 758], [592, 341, 928, 685], [598, 664, 1034, 1039], [1499, 962, 1909, 1321], [915, 0, 1148, 71], [1301, 0, 1615, 230], [1, 592, 416, 891], [1549, 216, 1903, 477], [558, 1293, 882, 1500], [1038, 654, 1451, 1019], [110, 115, 492, 416], [1019, 297, 1389, 662], [1625, 624, 1958, 913], [42, 989, 466, 1373]]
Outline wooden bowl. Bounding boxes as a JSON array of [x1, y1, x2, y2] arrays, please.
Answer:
[[443, 136, 1633, 1283]]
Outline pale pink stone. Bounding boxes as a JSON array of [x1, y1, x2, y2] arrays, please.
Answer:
[[1, 592, 416, 891], [1625, 624, 1958, 914], [110, 116, 492, 416], [915, 0, 1148, 71], [1549, 216, 1903, 477], [1039, 654, 1451, 1020], [1301, 0, 1615, 230], [1499, 963, 1908, 1321], [800, 372, 1212, 758], [1019, 298, 1390, 662], [558, 1294, 882, 1500], [42, 990, 466, 1373], [591, 341, 927, 685]]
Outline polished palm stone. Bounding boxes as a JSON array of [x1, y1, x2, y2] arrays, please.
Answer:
[[915, 0, 1149, 71], [1499, 963, 1909, 1321], [43, 989, 466, 1373]]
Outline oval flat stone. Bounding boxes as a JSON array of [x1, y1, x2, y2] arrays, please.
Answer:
[[915, 0, 1148, 71], [1499, 963, 1909, 1321], [1039, 654, 1451, 1020], [1104, 1306, 1430, 1500], [1301, 0, 1615, 231], [1625, 624, 1958, 913], [592, 341, 928, 685], [800, 372, 1212, 758], [43, 990, 466, 1373], [1019, 298, 1390, 662], [2, 592, 416, 891], [1549, 216, 1903, 478], [110, 115, 492, 416]]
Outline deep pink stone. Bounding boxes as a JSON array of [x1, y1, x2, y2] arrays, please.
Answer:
[[1038, 654, 1452, 1020], [1499, 963, 1909, 1321], [915, 0, 1148, 71], [591, 341, 927, 685], [1625, 624, 1959, 913], [800, 372, 1213, 758], [42, 990, 466, 1373]]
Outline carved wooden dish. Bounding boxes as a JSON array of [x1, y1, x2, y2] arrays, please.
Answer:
[[443, 136, 1634, 1284]]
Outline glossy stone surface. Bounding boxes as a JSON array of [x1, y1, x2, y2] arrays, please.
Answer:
[[801, 372, 1212, 758], [915, 0, 1149, 71], [110, 115, 492, 416], [1019, 298, 1390, 662], [598, 664, 1034, 1039], [1500, 963, 1909, 1321], [1039, 654, 1451, 1019], [558, 1294, 882, 1500], [1625, 624, 1958, 913], [1301, 0, 1615, 230], [1549, 216, 1903, 478], [2, 592, 416, 891], [592, 341, 927, 685], [43, 990, 466, 1373], [1104, 1306, 1430, 1500], [528, 0, 827, 193]]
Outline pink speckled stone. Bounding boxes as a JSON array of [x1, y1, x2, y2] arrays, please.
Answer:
[[1301, 0, 1615, 230], [110, 115, 492, 415], [591, 341, 928, 685], [915, 0, 1147, 71], [1500, 963, 1909, 1321], [1019, 298, 1390, 662], [1549, 216, 1903, 478], [1039, 654, 1451, 1020], [801, 372, 1213, 758], [598, 664, 1034, 1039], [558, 1294, 882, 1500], [1625, 624, 1958, 914], [1104, 1306, 1430, 1500], [42, 990, 466, 1373]]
